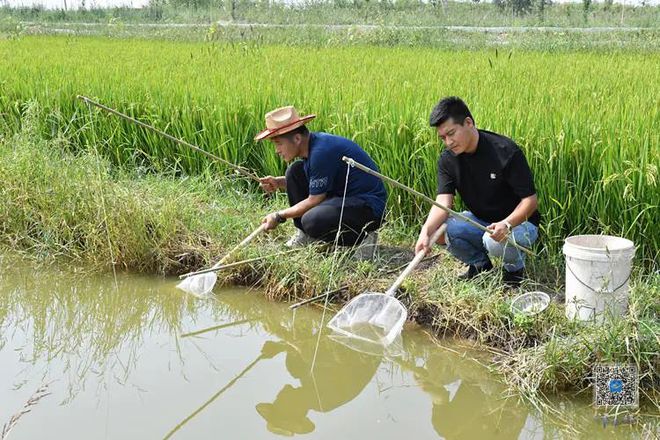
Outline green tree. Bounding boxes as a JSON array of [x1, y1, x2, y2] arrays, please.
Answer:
[[494, 0, 533, 15], [582, 0, 592, 22]]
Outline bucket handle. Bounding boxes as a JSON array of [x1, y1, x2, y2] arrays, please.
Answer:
[[566, 262, 632, 294]]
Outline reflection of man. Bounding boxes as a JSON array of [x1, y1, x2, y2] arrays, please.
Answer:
[[409, 352, 527, 439], [255, 325, 381, 436], [213, 292, 381, 436]]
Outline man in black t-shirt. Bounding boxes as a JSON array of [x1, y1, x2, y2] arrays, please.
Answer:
[[415, 97, 540, 285]]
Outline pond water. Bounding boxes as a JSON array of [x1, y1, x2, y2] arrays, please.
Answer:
[[0, 256, 651, 439]]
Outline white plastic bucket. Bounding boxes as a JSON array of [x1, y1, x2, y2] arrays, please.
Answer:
[[563, 235, 635, 322]]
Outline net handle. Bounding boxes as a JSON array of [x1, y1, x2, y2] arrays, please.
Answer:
[[179, 224, 266, 279], [343, 156, 534, 257], [77, 95, 261, 182], [385, 224, 447, 297]]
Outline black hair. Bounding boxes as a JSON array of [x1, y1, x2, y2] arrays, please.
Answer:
[[274, 124, 310, 141], [429, 97, 474, 127]]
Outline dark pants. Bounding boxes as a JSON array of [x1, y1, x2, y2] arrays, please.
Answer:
[[286, 161, 381, 246]]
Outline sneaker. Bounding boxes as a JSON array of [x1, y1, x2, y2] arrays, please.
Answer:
[[503, 268, 525, 287], [353, 232, 379, 261], [285, 229, 317, 248], [457, 260, 493, 280]]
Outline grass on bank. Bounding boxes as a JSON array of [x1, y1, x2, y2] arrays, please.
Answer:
[[0, 109, 657, 413], [3, 20, 660, 52], [0, 103, 268, 272], [156, 22, 660, 54]]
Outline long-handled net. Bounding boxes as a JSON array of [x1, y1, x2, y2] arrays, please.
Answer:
[[327, 224, 447, 347], [177, 224, 266, 297]]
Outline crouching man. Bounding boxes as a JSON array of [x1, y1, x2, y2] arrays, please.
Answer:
[[255, 106, 387, 256], [415, 97, 540, 286]]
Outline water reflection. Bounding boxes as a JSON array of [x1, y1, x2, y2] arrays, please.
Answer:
[[197, 290, 530, 438], [254, 320, 381, 436], [1, 258, 652, 439], [396, 348, 527, 439], [204, 291, 382, 436], [0, 263, 192, 403], [166, 311, 382, 438]]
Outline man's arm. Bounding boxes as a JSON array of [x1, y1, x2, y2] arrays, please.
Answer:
[[259, 175, 286, 193], [262, 194, 327, 230], [280, 194, 326, 220], [415, 194, 454, 254], [486, 194, 538, 242], [488, 148, 539, 242]]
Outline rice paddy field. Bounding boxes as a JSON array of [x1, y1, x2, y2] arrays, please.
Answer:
[[0, 35, 658, 264], [0, 28, 659, 436]]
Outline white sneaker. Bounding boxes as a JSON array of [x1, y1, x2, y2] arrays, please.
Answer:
[[285, 229, 317, 248], [354, 231, 379, 261]]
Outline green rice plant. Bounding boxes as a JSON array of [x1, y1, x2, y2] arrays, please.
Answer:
[[0, 36, 658, 264]]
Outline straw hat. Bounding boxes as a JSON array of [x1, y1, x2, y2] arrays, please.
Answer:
[[256, 398, 315, 436], [254, 106, 316, 141]]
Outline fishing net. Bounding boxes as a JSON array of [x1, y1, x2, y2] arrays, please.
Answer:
[[327, 292, 407, 347], [176, 273, 217, 298]]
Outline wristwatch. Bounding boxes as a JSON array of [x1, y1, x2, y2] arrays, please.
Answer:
[[274, 211, 287, 224], [504, 220, 513, 232]]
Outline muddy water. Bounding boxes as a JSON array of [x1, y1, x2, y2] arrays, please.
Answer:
[[0, 257, 651, 439]]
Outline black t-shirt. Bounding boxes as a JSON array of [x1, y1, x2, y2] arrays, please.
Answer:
[[437, 129, 540, 226]]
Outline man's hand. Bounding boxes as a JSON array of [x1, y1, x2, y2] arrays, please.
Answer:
[[259, 176, 281, 193], [415, 231, 430, 256], [486, 221, 510, 243], [415, 225, 447, 255], [260, 340, 287, 359], [262, 213, 280, 231]]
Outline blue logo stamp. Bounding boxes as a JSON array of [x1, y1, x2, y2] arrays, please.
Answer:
[[609, 379, 623, 393]]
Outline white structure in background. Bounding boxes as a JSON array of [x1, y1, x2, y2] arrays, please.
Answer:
[[2, 0, 149, 9]]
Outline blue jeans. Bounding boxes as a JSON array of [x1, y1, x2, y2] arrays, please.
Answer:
[[445, 211, 538, 272]]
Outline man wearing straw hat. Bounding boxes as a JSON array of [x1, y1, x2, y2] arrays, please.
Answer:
[[415, 97, 540, 286], [255, 106, 387, 255]]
